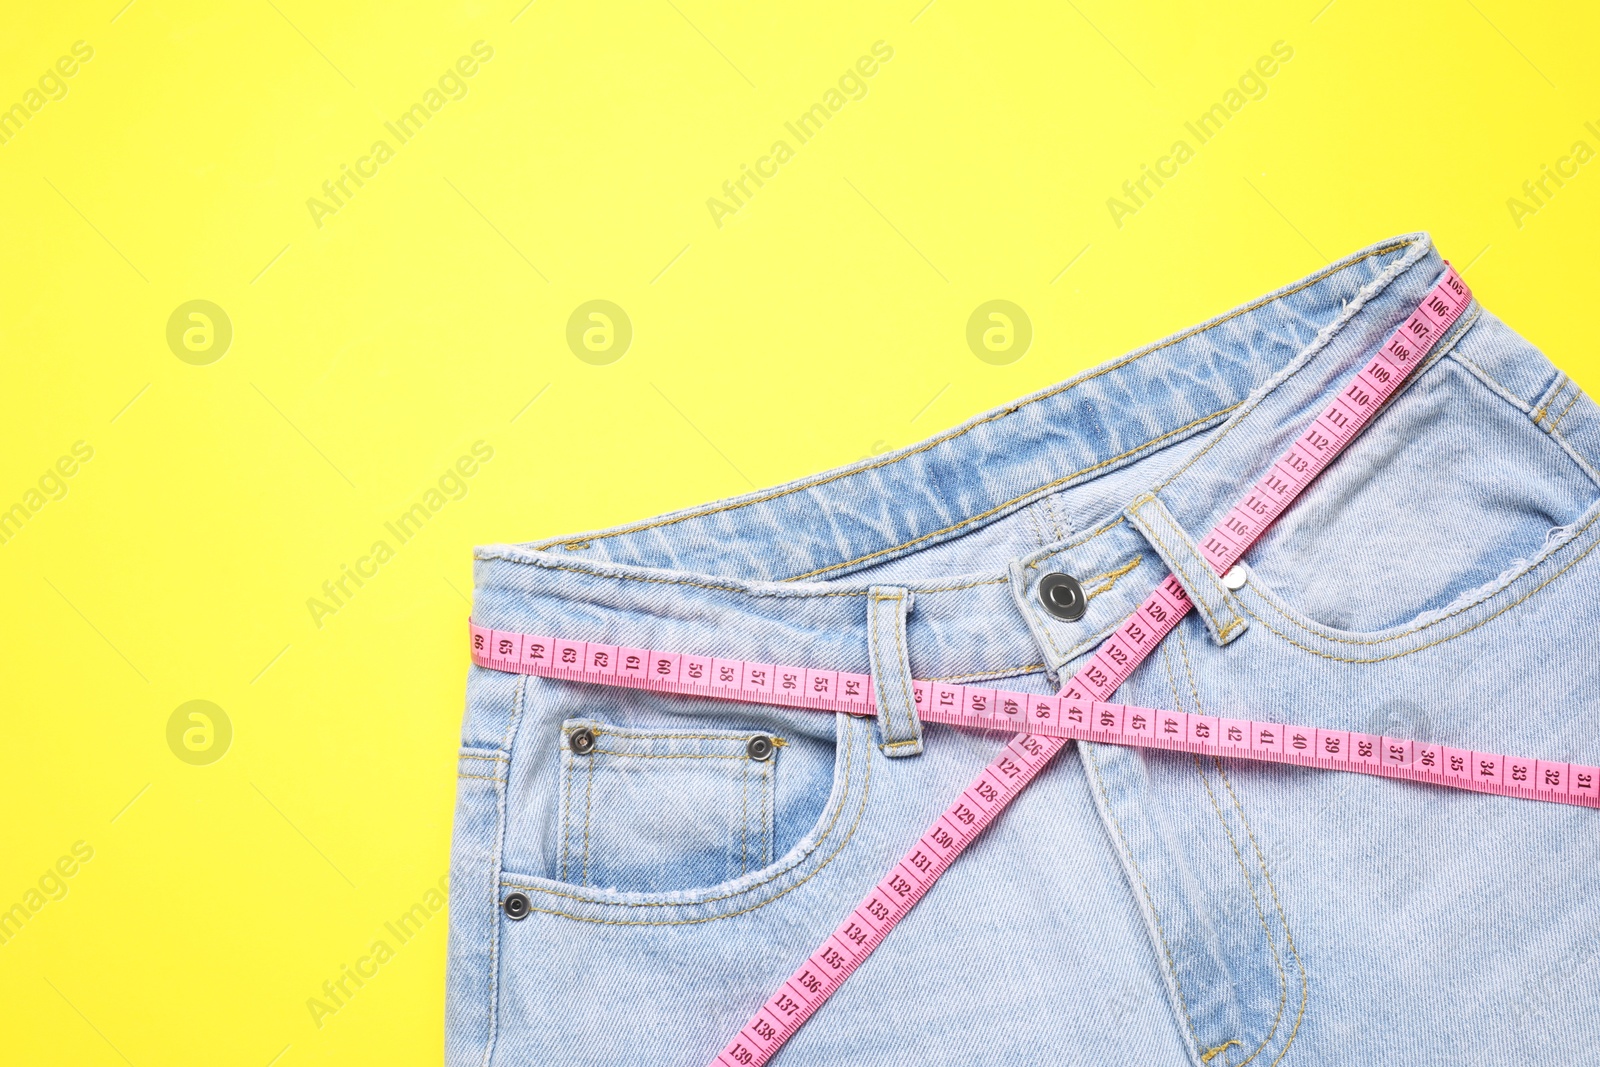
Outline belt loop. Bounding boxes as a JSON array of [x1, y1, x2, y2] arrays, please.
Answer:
[[867, 585, 923, 757], [1125, 493, 1250, 647]]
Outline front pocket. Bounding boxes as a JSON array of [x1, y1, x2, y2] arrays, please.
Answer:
[[555, 719, 783, 894], [1242, 351, 1600, 636]]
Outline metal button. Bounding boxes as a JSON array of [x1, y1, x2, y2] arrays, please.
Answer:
[[1221, 565, 1248, 591], [746, 734, 775, 761], [503, 892, 531, 920], [568, 727, 596, 754], [1038, 572, 1087, 621]]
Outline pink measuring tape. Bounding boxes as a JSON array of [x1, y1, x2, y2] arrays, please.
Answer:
[[470, 266, 1589, 1065]]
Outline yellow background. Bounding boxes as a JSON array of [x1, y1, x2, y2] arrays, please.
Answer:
[[2, 1, 1595, 1062]]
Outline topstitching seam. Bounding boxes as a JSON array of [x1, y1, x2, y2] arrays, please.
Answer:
[[1180, 646, 1291, 1067], [501, 719, 874, 926], [1174, 633, 1304, 1067], [583, 726, 789, 745], [1025, 516, 1127, 571], [1214, 762, 1308, 1067], [1191, 756, 1291, 1067], [578, 750, 757, 761], [582, 751, 594, 886], [886, 593, 918, 746], [925, 662, 1048, 683], [560, 750, 572, 882], [1239, 503, 1600, 653], [1148, 302, 1480, 503], [532, 242, 1411, 553], [479, 672, 526, 1067], [1531, 372, 1569, 426], [1549, 389, 1582, 432], [1083, 741, 1203, 1051], [1082, 555, 1142, 602], [785, 407, 1243, 581], [503, 717, 864, 910], [1133, 501, 1236, 639]]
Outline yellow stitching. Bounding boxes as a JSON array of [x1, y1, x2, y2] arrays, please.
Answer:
[[787, 409, 1241, 581], [763, 756, 773, 866], [1245, 503, 1600, 647], [1239, 510, 1600, 661], [1084, 555, 1142, 587], [492, 560, 870, 597], [1546, 419, 1600, 489], [1025, 526, 1145, 667], [1531, 375, 1566, 426], [580, 750, 757, 760], [1026, 516, 1129, 571], [1044, 602, 1141, 668], [1178, 626, 1204, 715], [1193, 756, 1289, 1065], [1150, 302, 1479, 500], [1143, 499, 1246, 642], [459, 753, 510, 762], [1550, 389, 1582, 432], [500, 673, 526, 751], [740, 756, 749, 876], [1036, 593, 1067, 660], [1216, 762, 1308, 1067], [1039, 517, 1131, 569], [484, 672, 523, 1063], [507, 718, 862, 908], [583, 727, 789, 745], [888, 594, 918, 746], [1202, 1040, 1243, 1063], [870, 591, 921, 751], [1082, 555, 1142, 602], [561, 747, 573, 882], [1178, 653, 1303, 1067], [457, 773, 507, 782], [1082, 742, 1202, 1047], [1544, 384, 1571, 427], [537, 244, 1412, 554], [915, 576, 1010, 594], [1160, 639, 1185, 715], [1135, 502, 1234, 638], [501, 719, 874, 924], [926, 663, 1048, 683], [583, 749, 594, 887]]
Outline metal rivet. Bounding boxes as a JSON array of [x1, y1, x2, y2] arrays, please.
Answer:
[[568, 727, 596, 754], [1038, 572, 1087, 621], [1221, 566, 1248, 592], [746, 735, 774, 761], [503, 892, 531, 920]]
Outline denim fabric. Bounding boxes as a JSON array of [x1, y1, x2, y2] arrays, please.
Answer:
[[448, 234, 1600, 1066]]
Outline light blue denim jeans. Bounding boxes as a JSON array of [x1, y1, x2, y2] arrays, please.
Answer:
[[448, 234, 1600, 1066]]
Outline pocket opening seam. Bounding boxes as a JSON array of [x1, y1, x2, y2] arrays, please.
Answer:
[[582, 750, 760, 761], [558, 721, 788, 889], [1238, 503, 1600, 660], [501, 715, 870, 920]]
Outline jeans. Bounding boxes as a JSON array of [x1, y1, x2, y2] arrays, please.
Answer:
[[447, 233, 1600, 1066]]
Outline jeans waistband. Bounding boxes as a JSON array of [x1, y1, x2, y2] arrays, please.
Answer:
[[472, 234, 1594, 697]]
